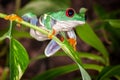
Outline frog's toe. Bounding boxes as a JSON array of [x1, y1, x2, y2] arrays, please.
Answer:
[[68, 38, 77, 51], [4, 14, 22, 21]]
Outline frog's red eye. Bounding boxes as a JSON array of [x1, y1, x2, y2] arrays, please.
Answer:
[[66, 8, 75, 17]]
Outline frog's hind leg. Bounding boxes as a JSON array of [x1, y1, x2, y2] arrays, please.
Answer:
[[45, 40, 60, 57]]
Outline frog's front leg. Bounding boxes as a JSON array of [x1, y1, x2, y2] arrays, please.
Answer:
[[48, 29, 56, 39], [67, 29, 77, 50], [43, 15, 57, 39]]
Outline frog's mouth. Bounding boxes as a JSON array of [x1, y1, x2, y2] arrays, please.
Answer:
[[53, 20, 85, 31]]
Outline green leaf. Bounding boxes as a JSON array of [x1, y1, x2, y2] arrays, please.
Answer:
[[107, 19, 120, 28], [79, 52, 105, 64], [32, 64, 78, 80], [61, 40, 91, 80], [10, 38, 29, 80], [32, 64, 103, 80], [97, 65, 120, 80], [12, 30, 31, 39], [31, 52, 105, 65], [103, 23, 120, 51], [76, 23, 109, 65], [18, 0, 70, 15]]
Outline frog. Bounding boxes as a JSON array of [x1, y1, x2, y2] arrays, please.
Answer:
[[21, 8, 86, 57]]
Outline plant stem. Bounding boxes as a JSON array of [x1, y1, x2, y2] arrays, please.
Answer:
[[0, 33, 7, 41], [0, 13, 62, 44], [7, 21, 13, 39]]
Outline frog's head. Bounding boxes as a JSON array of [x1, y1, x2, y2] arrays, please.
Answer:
[[62, 8, 87, 21], [49, 8, 87, 31]]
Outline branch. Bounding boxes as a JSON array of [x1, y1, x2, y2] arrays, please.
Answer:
[[0, 13, 62, 45]]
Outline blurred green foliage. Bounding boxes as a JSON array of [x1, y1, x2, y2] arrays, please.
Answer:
[[0, 0, 120, 80]]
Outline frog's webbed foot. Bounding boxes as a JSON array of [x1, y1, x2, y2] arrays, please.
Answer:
[[48, 29, 56, 39], [4, 14, 22, 21]]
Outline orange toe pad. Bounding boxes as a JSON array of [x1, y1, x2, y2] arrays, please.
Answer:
[[68, 38, 77, 50], [4, 14, 22, 21]]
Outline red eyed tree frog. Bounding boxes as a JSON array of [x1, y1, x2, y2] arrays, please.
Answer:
[[22, 8, 86, 57]]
